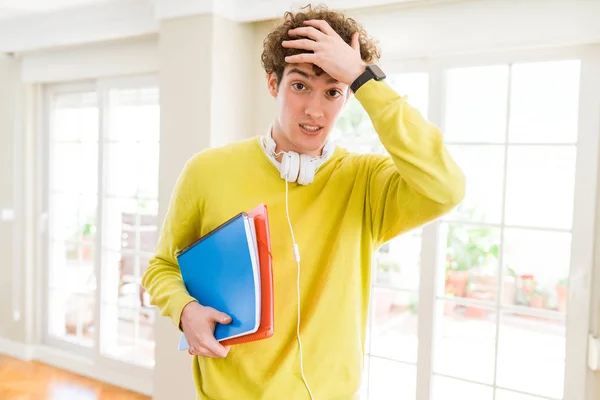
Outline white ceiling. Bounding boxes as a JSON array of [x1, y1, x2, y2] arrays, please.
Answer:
[[0, 0, 115, 20]]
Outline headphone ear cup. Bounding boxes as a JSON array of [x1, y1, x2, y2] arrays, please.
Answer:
[[280, 152, 300, 182], [297, 154, 315, 185]]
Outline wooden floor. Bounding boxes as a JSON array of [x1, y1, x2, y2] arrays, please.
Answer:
[[0, 355, 150, 400]]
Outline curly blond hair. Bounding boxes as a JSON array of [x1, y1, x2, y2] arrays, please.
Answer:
[[261, 4, 381, 84]]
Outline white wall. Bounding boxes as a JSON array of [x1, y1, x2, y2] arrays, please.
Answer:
[[210, 15, 256, 146], [0, 56, 21, 341], [347, 0, 600, 59], [251, 21, 277, 137], [20, 35, 159, 84]]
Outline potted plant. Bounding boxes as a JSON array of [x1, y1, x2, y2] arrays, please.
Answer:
[[445, 221, 499, 298], [555, 277, 568, 312], [81, 221, 94, 261]]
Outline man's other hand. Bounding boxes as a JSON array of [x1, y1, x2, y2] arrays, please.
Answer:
[[180, 301, 232, 358]]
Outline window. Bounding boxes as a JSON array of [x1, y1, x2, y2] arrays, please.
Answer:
[[334, 49, 598, 400], [437, 61, 579, 399], [42, 76, 160, 372]]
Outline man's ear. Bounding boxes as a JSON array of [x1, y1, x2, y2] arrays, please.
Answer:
[[267, 72, 279, 98]]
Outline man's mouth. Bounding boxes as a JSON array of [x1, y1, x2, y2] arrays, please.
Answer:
[[299, 124, 323, 134]]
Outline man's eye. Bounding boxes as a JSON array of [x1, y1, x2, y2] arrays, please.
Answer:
[[328, 89, 342, 98], [292, 83, 306, 90]]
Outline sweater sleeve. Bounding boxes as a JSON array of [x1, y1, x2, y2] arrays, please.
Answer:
[[141, 157, 200, 330], [353, 79, 466, 246]]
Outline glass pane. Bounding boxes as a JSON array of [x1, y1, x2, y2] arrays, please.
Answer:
[[444, 65, 509, 143], [108, 87, 160, 142], [48, 239, 96, 293], [79, 194, 98, 244], [367, 357, 416, 400], [49, 193, 79, 243], [50, 143, 98, 194], [138, 198, 158, 217], [333, 72, 428, 154], [103, 198, 139, 252], [502, 228, 571, 312], [509, 60, 581, 144], [374, 228, 421, 291], [101, 305, 135, 363], [505, 146, 576, 230], [444, 223, 501, 299], [48, 290, 95, 347], [139, 203, 159, 253], [102, 250, 141, 308], [333, 97, 380, 153], [432, 375, 493, 400], [52, 91, 98, 142], [495, 389, 546, 400], [446, 145, 505, 224], [433, 300, 496, 384], [369, 289, 418, 363], [388, 72, 429, 118], [496, 312, 565, 399], [105, 142, 159, 199]]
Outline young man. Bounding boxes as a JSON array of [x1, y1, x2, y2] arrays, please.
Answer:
[[142, 5, 465, 400]]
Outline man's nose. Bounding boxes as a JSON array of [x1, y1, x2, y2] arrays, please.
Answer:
[[305, 95, 324, 119]]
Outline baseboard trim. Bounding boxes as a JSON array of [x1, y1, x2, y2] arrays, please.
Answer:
[[0, 336, 34, 360], [0, 337, 152, 396]]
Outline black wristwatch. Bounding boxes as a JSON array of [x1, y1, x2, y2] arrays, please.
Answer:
[[350, 64, 386, 93]]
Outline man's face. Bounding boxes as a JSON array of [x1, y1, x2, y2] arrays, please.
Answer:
[[268, 63, 350, 156]]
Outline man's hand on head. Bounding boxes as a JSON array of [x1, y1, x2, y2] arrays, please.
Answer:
[[281, 20, 366, 86]]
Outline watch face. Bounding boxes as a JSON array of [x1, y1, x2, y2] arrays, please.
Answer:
[[367, 64, 386, 80]]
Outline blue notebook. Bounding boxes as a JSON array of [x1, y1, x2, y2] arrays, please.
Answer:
[[176, 212, 261, 350]]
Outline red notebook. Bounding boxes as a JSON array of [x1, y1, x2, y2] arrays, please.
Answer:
[[220, 203, 274, 346]]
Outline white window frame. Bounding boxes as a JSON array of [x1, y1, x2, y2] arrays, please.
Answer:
[[372, 44, 600, 400], [37, 74, 159, 395]]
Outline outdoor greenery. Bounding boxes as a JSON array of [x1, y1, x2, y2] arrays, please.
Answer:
[[445, 224, 499, 272]]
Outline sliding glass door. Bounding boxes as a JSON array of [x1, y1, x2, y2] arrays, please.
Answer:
[[42, 75, 160, 374]]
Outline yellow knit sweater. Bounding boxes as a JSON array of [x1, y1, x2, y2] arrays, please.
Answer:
[[142, 79, 465, 399]]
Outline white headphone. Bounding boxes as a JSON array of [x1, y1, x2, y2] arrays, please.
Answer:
[[261, 126, 335, 185]]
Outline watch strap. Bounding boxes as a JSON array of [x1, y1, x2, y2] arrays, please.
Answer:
[[350, 69, 374, 93]]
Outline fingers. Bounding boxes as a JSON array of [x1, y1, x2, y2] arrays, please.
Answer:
[[287, 26, 326, 41], [284, 53, 316, 64], [351, 31, 360, 51], [303, 19, 336, 36], [188, 336, 230, 358], [207, 307, 232, 324], [202, 337, 230, 358], [281, 39, 319, 51], [184, 306, 232, 359], [188, 349, 216, 358]]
